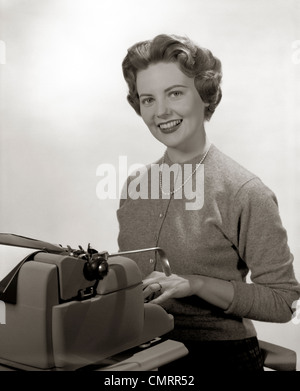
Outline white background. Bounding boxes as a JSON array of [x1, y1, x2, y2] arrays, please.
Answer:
[[0, 0, 300, 369]]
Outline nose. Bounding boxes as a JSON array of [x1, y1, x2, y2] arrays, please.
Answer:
[[155, 98, 171, 118]]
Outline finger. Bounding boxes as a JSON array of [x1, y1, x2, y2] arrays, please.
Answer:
[[150, 289, 173, 304], [143, 283, 162, 299], [142, 273, 174, 288], [142, 278, 161, 289], [143, 286, 154, 299]]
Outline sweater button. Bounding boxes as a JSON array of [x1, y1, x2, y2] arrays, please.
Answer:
[[149, 258, 154, 264], [159, 213, 164, 218]]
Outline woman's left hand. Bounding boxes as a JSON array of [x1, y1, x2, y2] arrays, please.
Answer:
[[142, 271, 201, 304]]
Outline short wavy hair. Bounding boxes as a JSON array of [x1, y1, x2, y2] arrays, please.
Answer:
[[122, 34, 222, 121]]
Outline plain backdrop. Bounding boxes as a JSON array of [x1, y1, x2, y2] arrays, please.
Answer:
[[0, 0, 300, 369]]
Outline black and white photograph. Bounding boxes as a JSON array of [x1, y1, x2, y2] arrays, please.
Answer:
[[0, 0, 299, 379]]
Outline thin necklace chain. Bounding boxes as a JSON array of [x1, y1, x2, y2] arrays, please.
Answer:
[[159, 145, 211, 196]]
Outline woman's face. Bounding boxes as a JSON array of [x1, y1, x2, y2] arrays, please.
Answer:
[[136, 62, 208, 156]]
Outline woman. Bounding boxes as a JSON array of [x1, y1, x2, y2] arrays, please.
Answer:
[[117, 34, 300, 371]]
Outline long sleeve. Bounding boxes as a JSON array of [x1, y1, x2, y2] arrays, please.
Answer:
[[224, 178, 300, 322], [117, 144, 300, 341]]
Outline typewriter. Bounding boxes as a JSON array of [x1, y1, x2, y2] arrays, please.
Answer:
[[0, 233, 187, 371]]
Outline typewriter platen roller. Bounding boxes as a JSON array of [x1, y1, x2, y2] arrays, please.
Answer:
[[0, 234, 187, 371]]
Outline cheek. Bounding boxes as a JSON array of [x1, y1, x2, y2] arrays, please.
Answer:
[[140, 108, 155, 126], [183, 98, 205, 120], [140, 108, 148, 123], [173, 101, 194, 118], [173, 95, 198, 115]]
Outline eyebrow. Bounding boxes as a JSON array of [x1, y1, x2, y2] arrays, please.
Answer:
[[139, 84, 188, 98]]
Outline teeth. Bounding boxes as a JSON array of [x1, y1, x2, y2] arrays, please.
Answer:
[[159, 120, 182, 129]]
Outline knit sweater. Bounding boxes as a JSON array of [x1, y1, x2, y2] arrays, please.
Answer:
[[117, 143, 300, 341]]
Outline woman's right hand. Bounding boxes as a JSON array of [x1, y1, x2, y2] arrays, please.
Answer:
[[142, 271, 200, 304]]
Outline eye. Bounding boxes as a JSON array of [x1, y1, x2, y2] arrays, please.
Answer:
[[169, 91, 183, 99], [141, 97, 154, 106]]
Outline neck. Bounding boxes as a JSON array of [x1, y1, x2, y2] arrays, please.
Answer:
[[166, 131, 210, 163]]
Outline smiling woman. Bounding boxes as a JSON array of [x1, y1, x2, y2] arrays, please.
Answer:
[[122, 35, 222, 163], [117, 33, 300, 372], [123, 34, 222, 120], [136, 63, 209, 162]]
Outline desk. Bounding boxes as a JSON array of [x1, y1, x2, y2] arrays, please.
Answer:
[[0, 339, 188, 371]]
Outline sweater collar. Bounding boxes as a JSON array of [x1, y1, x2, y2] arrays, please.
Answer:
[[162, 143, 214, 166]]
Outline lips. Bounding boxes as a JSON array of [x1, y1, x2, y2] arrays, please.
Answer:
[[158, 119, 183, 134]]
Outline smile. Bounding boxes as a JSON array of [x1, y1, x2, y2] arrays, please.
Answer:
[[158, 119, 183, 133]]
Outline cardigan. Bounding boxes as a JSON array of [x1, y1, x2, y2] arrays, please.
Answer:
[[117, 143, 300, 341]]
